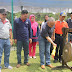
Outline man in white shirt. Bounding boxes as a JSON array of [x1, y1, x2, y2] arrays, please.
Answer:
[[0, 9, 13, 72]]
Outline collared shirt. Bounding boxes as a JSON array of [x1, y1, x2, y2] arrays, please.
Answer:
[[66, 18, 72, 28], [55, 20, 69, 34], [66, 18, 72, 34], [13, 18, 32, 41], [58, 19, 65, 24], [0, 18, 12, 39], [41, 23, 55, 38]]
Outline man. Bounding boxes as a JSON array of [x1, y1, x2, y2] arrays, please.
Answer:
[[38, 17, 57, 69], [66, 12, 72, 42], [54, 12, 69, 63], [0, 9, 13, 72], [13, 10, 32, 68]]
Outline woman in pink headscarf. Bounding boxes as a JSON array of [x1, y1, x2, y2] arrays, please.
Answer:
[[29, 14, 40, 59]]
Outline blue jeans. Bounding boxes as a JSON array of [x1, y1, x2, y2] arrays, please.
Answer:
[[68, 33, 72, 42], [0, 38, 11, 69], [38, 35, 51, 65], [17, 40, 29, 64]]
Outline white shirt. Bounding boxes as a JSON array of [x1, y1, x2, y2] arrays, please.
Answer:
[[41, 21, 47, 31], [58, 19, 65, 24], [0, 18, 12, 39]]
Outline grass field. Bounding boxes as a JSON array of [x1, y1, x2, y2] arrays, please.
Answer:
[[1, 46, 72, 72]]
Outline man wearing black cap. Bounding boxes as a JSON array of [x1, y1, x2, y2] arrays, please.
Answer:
[[13, 10, 32, 68], [66, 12, 72, 42], [0, 9, 13, 72]]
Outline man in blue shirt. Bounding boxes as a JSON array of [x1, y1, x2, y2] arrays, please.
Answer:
[[66, 12, 72, 42], [13, 10, 32, 68], [39, 17, 57, 69]]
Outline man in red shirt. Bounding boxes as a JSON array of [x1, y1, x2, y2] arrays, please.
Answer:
[[54, 12, 69, 63]]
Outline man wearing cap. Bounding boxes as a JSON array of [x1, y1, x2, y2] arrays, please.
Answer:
[[0, 9, 13, 72], [13, 10, 32, 68], [54, 12, 69, 63], [66, 12, 72, 42]]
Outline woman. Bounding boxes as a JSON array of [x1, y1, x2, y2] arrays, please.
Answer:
[[29, 14, 40, 59], [41, 15, 49, 30]]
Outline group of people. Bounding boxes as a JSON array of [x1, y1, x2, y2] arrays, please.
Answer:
[[0, 8, 72, 72]]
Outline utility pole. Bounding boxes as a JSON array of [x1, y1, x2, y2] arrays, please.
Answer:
[[11, 0, 13, 32], [21, 6, 23, 11]]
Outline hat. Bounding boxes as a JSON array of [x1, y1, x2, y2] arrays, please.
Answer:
[[60, 12, 67, 16], [0, 9, 7, 14]]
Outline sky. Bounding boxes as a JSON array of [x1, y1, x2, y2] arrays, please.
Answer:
[[0, 0, 72, 8]]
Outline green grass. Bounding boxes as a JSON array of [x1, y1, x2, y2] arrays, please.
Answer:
[[1, 46, 72, 72]]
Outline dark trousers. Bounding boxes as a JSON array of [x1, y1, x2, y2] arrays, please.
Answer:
[[54, 34, 63, 61], [17, 40, 29, 64], [50, 44, 53, 55]]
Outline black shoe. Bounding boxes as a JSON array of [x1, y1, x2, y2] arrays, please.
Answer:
[[53, 60, 58, 63]]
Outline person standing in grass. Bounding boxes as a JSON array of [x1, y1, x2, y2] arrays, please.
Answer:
[[13, 10, 32, 68], [41, 15, 49, 30], [38, 17, 57, 69], [0, 9, 13, 72], [54, 12, 69, 63], [66, 12, 72, 42], [29, 14, 40, 59]]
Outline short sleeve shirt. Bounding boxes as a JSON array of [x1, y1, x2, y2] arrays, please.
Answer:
[[55, 20, 69, 34], [0, 18, 12, 39], [41, 23, 55, 38]]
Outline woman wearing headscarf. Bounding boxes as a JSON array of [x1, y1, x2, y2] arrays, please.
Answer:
[[29, 14, 40, 59]]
